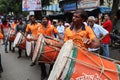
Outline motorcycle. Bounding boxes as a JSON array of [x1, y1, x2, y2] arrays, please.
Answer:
[[110, 29, 120, 48]]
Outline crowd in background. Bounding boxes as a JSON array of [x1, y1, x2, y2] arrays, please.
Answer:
[[0, 9, 120, 80]]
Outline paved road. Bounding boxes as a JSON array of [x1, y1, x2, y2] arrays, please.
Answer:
[[0, 45, 44, 80], [109, 47, 120, 61], [0, 44, 120, 80]]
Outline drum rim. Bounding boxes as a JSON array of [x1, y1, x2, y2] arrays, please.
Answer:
[[37, 38, 45, 61], [48, 40, 73, 80], [32, 34, 43, 63], [26, 41, 32, 56], [64, 48, 78, 80], [13, 32, 23, 47], [26, 34, 35, 55]]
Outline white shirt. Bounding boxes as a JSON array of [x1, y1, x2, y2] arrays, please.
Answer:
[[92, 24, 108, 38], [88, 23, 108, 51], [57, 25, 65, 37]]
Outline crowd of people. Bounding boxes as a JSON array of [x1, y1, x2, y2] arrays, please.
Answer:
[[0, 9, 120, 80]]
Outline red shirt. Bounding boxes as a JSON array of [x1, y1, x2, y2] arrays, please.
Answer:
[[102, 20, 112, 44], [1, 24, 10, 29]]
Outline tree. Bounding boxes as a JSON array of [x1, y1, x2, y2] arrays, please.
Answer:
[[0, 0, 22, 15], [110, 0, 119, 24]]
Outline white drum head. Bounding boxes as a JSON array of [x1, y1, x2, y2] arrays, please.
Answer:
[[26, 34, 34, 56], [13, 32, 23, 47], [32, 34, 43, 63], [48, 40, 74, 80], [26, 41, 32, 56]]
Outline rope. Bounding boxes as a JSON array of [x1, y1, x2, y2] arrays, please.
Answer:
[[74, 44, 101, 67], [38, 39, 59, 63], [66, 56, 112, 80], [65, 43, 120, 80], [90, 51, 120, 64], [97, 54, 105, 79]]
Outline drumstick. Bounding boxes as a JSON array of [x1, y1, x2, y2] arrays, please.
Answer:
[[44, 35, 61, 42], [19, 32, 28, 40]]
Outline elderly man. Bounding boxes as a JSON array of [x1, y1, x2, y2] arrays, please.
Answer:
[[87, 16, 108, 53]]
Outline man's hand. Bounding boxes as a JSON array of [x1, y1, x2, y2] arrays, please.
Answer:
[[82, 37, 92, 45], [26, 37, 33, 42]]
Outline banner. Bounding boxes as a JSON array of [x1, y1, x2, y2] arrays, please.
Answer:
[[63, 2, 77, 11], [22, 0, 42, 11], [77, 0, 100, 9]]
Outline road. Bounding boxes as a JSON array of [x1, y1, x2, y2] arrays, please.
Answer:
[[0, 45, 46, 80], [0, 44, 120, 80]]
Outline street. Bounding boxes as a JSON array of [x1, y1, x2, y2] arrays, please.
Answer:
[[0, 45, 42, 80], [0, 44, 120, 80]]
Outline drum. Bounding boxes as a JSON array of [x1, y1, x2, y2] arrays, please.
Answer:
[[8, 29, 16, 42], [13, 32, 26, 49], [32, 34, 60, 64], [0, 32, 3, 39], [48, 40, 120, 80], [26, 35, 35, 56]]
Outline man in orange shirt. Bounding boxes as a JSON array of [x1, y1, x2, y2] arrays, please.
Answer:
[[11, 17, 18, 30], [38, 16, 62, 39], [47, 9, 100, 49], [9, 17, 18, 52], [25, 15, 41, 40], [1, 18, 11, 53], [64, 9, 100, 49], [41, 9, 100, 80], [31, 16, 63, 80]]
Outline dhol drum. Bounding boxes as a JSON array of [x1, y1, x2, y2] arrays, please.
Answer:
[[0, 32, 3, 39], [26, 35, 35, 56], [32, 34, 61, 64], [8, 29, 16, 42], [48, 40, 120, 80], [13, 32, 26, 49]]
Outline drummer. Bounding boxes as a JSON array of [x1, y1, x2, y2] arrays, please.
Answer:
[[49, 9, 100, 49], [11, 17, 18, 30], [30, 16, 63, 80], [1, 18, 11, 53], [9, 17, 18, 52], [15, 17, 27, 58], [25, 15, 41, 41]]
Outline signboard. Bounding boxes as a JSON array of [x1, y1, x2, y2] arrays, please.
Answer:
[[63, 2, 77, 11], [77, 0, 100, 9], [22, 0, 42, 11]]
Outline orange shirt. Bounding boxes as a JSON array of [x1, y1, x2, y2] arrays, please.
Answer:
[[26, 23, 41, 38], [64, 26, 96, 48], [38, 24, 58, 37], [11, 22, 18, 30]]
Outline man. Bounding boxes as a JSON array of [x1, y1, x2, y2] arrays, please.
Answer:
[[56, 19, 65, 39], [35, 16, 62, 80], [25, 15, 41, 40], [15, 17, 26, 58], [44, 9, 100, 80], [114, 10, 120, 34], [9, 17, 18, 52], [102, 13, 112, 57], [87, 16, 108, 53], [11, 17, 18, 30], [1, 18, 11, 53], [64, 9, 100, 49]]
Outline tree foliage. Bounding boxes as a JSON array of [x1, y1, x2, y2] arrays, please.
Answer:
[[111, 0, 119, 24], [0, 0, 22, 15]]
